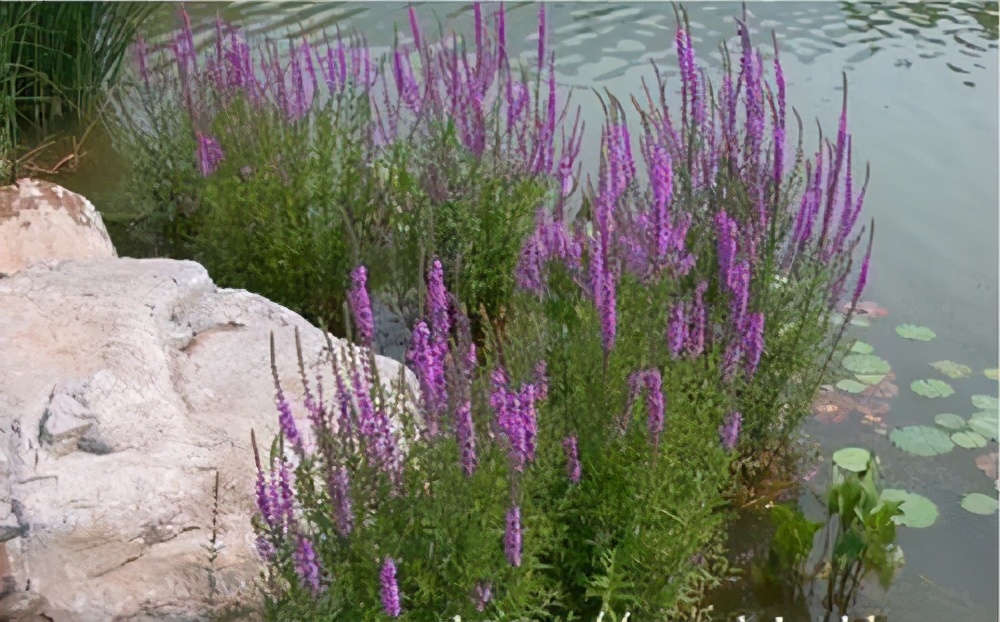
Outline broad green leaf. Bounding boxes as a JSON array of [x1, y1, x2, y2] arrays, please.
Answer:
[[832, 447, 872, 473], [910, 379, 955, 399], [880, 489, 939, 528], [968, 411, 999, 441], [930, 360, 972, 379], [895, 324, 936, 341], [971, 395, 999, 411], [856, 373, 887, 385], [985, 368, 999, 381], [890, 425, 955, 457], [836, 379, 868, 395], [952, 431, 987, 449], [842, 354, 891, 376], [933, 413, 966, 431], [850, 316, 871, 328], [850, 341, 874, 354], [960, 493, 998, 516]]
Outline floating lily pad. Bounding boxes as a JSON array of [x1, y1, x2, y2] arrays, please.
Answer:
[[856, 373, 887, 385], [890, 425, 955, 457], [850, 316, 871, 328], [986, 368, 999, 381], [968, 411, 999, 441], [863, 372, 899, 399], [851, 341, 875, 355], [933, 413, 966, 431], [832, 447, 872, 472], [812, 390, 856, 424], [895, 324, 936, 341], [952, 431, 988, 449], [930, 360, 972, 379], [910, 379, 955, 399], [880, 489, 939, 528], [971, 395, 999, 411], [960, 492, 998, 516], [843, 354, 892, 376], [837, 379, 869, 395]]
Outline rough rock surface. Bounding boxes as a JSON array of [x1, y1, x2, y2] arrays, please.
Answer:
[[0, 179, 116, 275], [0, 257, 417, 621]]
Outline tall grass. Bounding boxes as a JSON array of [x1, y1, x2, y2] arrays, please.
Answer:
[[0, 2, 156, 182]]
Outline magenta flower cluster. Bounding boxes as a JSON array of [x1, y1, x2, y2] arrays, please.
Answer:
[[490, 366, 547, 472]]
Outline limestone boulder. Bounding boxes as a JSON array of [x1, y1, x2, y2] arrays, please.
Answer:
[[0, 178, 117, 275], [0, 257, 417, 621]]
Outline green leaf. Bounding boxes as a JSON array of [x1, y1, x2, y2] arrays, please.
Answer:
[[930, 360, 972, 379], [836, 379, 868, 395], [985, 368, 998, 381], [850, 316, 871, 328], [890, 425, 955, 457], [880, 489, 939, 528], [832, 447, 872, 473], [960, 492, 998, 516], [842, 354, 891, 375], [952, 431, 988, 449], [968, 411, 999, 441], [933, 413, 966, 431], [910, 379, 954, 399], [895, 324, 936, 341], [971, 394, 999, 411], [850, 341, 874, 354], [855, 374, 887, 385]]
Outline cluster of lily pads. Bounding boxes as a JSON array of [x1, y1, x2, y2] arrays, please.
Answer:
[[822, 302, 999, 521]]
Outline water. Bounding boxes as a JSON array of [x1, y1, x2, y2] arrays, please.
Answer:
[[51, 2, 999, 619]]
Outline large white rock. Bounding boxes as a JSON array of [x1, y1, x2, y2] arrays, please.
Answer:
[[0, 257, 417, 621], [0, 179, 117, 275]]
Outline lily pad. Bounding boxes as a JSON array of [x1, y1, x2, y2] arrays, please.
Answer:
[[895, 324, 936, 341], [952, 431, 988, 449], [851, 341, 875, 355], [856, 373, 886, 385], [971, 394, 999, 411], [842, 354, 891, 376], [930, 360, 972, 379], [850, 316, 871, 327], [986, 368, 999, 381], [836, 379, 869, 395], [880, 489, 939, 528], [832, 447, 872, 473], [910, 379, 955, 399], [890, 425, 955, 457], [863, 372, 899, 399], [960, 492, 998, 516], [968, 411, 999, 441], [934, 413, 967, 431]]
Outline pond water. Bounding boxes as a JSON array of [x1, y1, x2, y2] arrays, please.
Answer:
[[51, 1, 999, 620]]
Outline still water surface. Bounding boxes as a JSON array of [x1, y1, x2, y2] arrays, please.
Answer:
[[59, 2, 999, 619]]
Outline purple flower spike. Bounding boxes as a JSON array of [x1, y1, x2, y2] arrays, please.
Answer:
[[719, 411, 743, 452], [275, 383, 303, 454], [667, 301, 689, 359], [348, 265, 374, 346], [474, 581, 493, 612], [254, 468, 274, 529], [427, 259, 451, 339], [380, 557, 401, 617], [505, 506, 522, 567], [563, 435, 582, 484], [455, 400, 477, 476], [742, 312, 766, 378], [293, 533, 322, 595], [687, 281, 708, 358], [256, 535, 275, 561], [196, 134, 224, 177], [329, 466, 354, 537]]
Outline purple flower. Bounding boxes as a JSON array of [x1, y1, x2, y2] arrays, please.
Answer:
[[490, 368, 542, 472], [380, 557, 401, 617], [276, 460, 296, 530], [627, 370, 665, 447], [275, 384, 303, 454], [722, 342, 742, 383], [426, 259, 451, 339], [474, 581, 493, 612], [196, 134, 224, 177], [687, 281, 708, 357], [254, 468, 274, 529], [742, 312, 766, 379], [714, 211, 738, 289], [719, 411, 743, 451], [348, 266, 374, 346], [563, 435, 581, 484], [505, 506, 522, 567], [329, 466, 354, 537], [455, 400, 477, 476], [406, 321, 447, 436], [667, 301, 689, 359], [293, 533, 322, 595], [255, 535, 275, 561]]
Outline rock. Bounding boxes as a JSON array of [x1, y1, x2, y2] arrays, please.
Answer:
[[0, 256, 418, 621], [0, 179, 116, 276]]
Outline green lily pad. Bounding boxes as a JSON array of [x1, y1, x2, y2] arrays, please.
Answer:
[[895, 324, 936, 341], [880, 489, 939, 528], [971, 395, 999, 411], [960, 492, 998, 515], [952, 431, 988, 449], [832, 447, 872, 473], [836, 379, 869, 395], [890, 425, 955, 457], [968, 411, 999, 441], [856, 373, 887, 385], [910, 379, 955, 399], [842, 354, 892, 376], [930, 360, 972, 379], [851, 341, 874, 354], [985, 368, 999, 380], [933, 413, 966, 431], [850, 316, 871, 327]]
